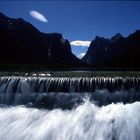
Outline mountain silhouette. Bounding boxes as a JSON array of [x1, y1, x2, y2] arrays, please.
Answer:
[[0, 12, 140, 70], [0, 12, 82, 69], [82, 30, 140, 68]]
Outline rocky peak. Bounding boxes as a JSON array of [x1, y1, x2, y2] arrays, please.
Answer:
[[83, 30, 140, 68], [111, 33, 123, 42]]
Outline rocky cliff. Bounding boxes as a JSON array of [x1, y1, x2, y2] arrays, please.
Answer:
[[82, 30, 140, 68], [0, 13, 81, 68]]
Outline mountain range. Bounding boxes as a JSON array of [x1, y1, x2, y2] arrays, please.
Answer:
[[0, 12, 82, 69], [0, 12, 140, 70], [82, 30, 140, 68]]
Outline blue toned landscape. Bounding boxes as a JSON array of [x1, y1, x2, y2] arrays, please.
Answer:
[[0, 1, 140, 140]]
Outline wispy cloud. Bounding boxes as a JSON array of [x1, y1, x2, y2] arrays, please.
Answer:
[[70, 40, 91, 47], [78, 53, 86, 58], [30, 10, 48, 23]]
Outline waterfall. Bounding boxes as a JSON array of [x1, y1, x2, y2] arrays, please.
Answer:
[[0, 101, 140, 140], [0, 76, 140, 93], [0, 76, 139, 108], [0, 76, 140, 140]]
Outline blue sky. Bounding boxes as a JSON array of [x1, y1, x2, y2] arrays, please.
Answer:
[[1, 1, 140, 58]]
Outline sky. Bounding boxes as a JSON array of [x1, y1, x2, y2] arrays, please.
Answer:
[[0, 1, 140, 58]]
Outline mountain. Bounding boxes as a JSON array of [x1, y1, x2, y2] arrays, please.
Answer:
[[0, 12, 81, 68], [82, 30, 140, 68], [1, 12, 140, 70]]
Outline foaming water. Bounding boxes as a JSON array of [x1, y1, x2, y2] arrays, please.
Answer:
[[0, 76, 140, 140], [0, 101, 140, 140]]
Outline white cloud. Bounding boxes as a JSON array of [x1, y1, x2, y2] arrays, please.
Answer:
[[70, 40, 91, 47], [30, 10, 48, 23], [78, 53, 86, 58]]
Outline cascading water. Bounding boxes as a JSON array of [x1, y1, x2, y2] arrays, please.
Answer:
[[0, 75, 140, 140], [0, 76, 140, 108]]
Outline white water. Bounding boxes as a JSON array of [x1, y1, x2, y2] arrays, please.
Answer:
[[0, 101, 140, 140]]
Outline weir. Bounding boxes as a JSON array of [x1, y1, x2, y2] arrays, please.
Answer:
[[0, 76, 140, 93], [0, 76, 140, 140], [0, 76, 139, 109]]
